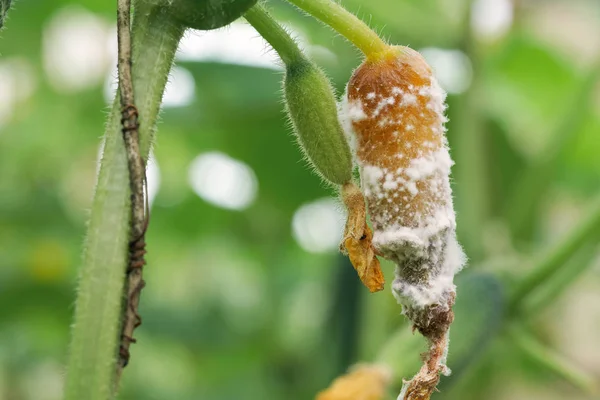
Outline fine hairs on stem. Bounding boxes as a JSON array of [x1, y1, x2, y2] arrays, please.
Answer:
[[284, 0, 389, 58], [64, 6, 184, 399], [245, 3, 384, 292], [0, 0, 12, 29], [244, 4, 304, 66]]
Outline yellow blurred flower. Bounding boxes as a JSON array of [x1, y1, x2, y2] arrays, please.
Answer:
[[316, 364, 392, 400], [28, 239, 69, 282]]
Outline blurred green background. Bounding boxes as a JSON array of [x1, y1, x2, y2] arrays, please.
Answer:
[[1, 0, 600, 399]]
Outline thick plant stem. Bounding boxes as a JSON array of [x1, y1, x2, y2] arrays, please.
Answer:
[[64, 5, 184, 400], [284, 0, 389, 59], [244, 4, 304, 66], [509, 195, 600, 312]]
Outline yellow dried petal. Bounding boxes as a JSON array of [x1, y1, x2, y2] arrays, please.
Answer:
[[344, 229, 384, 293], [341, 182, 385, 292]]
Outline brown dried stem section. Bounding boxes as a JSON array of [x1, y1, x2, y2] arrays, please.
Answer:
[[341, 182, 385, 293], [402, 295, 454, 400], [401, 332, 449, 400], [116, 0, 148, 378]]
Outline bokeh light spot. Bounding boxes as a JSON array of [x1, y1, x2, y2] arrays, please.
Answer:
[[292, 198, 345, 253], [420, 48, 473, 95], [177, 23, 282, 69], [43, 6, 111, 91], [104, 65, 195, 108], [147, 153, 161, 207], [471, 0, 513, 40], [162, 66, 196, 108], [188, 152, 258, 210], [0, 58, 36, 129], [176, 22, 332, 69]]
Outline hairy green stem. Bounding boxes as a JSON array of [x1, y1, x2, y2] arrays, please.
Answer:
[[64, 5, 184, 400], [246, 2, 353, 185], [508, 324, 598, 394], [284, 0, 388, 58], [244, 4, 304, 65], [509, 195, 600, 312], [0, 0, 11, 29]]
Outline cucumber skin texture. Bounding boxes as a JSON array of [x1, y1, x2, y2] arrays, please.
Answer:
[[284, 61, 353, 186]]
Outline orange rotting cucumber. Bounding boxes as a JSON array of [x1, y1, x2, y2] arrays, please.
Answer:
[[340, 46, 466, 399]]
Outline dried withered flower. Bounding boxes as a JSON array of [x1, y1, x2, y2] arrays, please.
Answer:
[[339, 46, 466, 399], [340, 181, 384, 293]]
